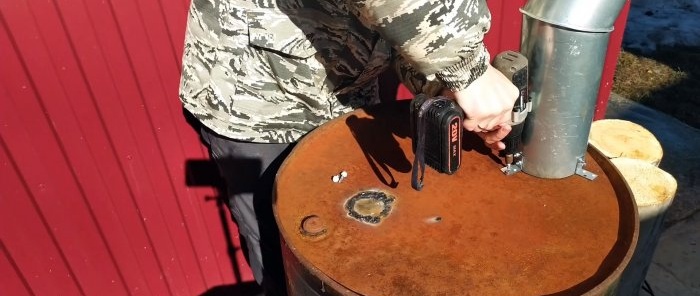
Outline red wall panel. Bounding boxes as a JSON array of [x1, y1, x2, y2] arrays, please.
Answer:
[[0, 1, 627, 295], [484, 0, 528, 53], [0, 240, 33, 296], [596, 0, 631, 120], [1, 0, 251, 294]]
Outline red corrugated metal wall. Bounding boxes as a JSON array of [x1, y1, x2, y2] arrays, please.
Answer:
[[0, 0, 253, 295], [0, 1, 627, 295]]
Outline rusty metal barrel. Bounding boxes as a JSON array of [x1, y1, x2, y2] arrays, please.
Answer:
[[274, 102, 638, 295]]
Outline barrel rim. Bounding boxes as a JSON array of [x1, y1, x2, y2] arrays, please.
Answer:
[[579, 144, 639, 296]]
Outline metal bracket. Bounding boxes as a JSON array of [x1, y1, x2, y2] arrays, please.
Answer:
[[501, 153, 523, 176], [501, 161, 523, 176], [575, 157, 598, 180]]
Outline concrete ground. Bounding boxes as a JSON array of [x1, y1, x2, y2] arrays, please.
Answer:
[[605, 94, 700, 296]]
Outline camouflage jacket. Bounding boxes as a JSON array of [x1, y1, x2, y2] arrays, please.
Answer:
[[179, 0, 491, 143]]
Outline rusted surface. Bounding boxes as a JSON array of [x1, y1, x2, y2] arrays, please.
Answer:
[[274, 102, 638, 296], [300, 215, 327, 237]]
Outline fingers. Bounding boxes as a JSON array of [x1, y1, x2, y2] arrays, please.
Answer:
[[465, 112, 512, 133], [475, 124, 512, 151], [464, 117, 500, 132], [487, 141, 506, 151], [488, 124, 512, 143], [476, 131, 505, 150], [463, 118, 480, 132]]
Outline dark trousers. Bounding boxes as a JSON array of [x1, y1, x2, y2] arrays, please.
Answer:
[[200, 127, 294, 296]]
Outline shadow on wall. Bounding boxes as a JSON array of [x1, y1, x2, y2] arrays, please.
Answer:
[[185, 158, 264, 296], [199, 282, 265, 296], [183, 110, 264, 296]]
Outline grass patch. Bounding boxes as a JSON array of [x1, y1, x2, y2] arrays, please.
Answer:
[[613, 47, 700, 129]]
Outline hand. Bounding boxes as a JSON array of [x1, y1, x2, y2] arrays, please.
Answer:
[[442, 64, 519, 150], [475, 124, 511, 151]]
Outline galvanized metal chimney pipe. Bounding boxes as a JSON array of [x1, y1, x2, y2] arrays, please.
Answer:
[[519, 0, 628, 179]]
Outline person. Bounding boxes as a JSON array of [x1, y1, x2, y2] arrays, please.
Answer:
[[179, 0, 518, 294]]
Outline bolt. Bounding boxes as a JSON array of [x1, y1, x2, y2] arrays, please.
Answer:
[[331, 170, 349, 183]]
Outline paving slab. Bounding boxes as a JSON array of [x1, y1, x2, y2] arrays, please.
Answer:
[[642, 213, 700, 296]]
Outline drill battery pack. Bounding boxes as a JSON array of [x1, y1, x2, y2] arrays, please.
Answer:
[[410, 94, 464, 175]]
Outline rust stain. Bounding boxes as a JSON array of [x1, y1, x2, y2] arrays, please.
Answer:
[[274, 102, 637, 296]]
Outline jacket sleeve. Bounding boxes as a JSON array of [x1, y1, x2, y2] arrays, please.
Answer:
[[392, 52, 445, 97], [347, 0, 491, 91]]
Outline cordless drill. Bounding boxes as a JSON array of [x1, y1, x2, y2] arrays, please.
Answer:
[[492, 51, 530, 175], [410, 51, 530, 189]]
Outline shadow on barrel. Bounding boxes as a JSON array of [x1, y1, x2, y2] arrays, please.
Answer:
[[346, 104, 412, 188], [345, 101, 505, 188], [461, 129, 505, 166]]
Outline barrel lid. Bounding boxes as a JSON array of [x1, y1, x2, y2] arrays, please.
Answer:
[[520, 0, 627, 33], [274, 102, 637, 295]]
